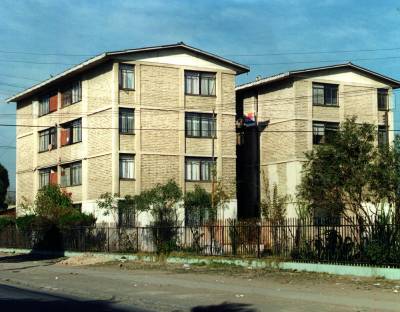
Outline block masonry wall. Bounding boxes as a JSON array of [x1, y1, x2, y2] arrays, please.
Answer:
[[15, 57, 239, 224]]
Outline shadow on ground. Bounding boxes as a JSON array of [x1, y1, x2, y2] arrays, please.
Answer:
[[0, 252, 64, 264], [191, 302, 257, 312], [0, 284, 147, 312]]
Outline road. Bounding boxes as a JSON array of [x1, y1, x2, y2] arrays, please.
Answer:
[[1, 252, 400, 311]]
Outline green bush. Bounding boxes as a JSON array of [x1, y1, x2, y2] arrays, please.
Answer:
[[0, 216, 15, 231], [15, 215, 38, 231], [59, 211, 96, 228]]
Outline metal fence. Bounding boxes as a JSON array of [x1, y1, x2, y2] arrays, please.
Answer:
[[1, 218, 400, 267]]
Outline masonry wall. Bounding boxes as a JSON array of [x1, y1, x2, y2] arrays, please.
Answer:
[[14, 53, 240, 223], [238, 70, 394, 218]]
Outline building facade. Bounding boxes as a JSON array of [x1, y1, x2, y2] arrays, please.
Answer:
[[7, 43, 249, 224], [236, 63, 400, 219]]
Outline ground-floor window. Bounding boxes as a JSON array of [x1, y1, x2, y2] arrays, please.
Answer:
[[185, 157, 215, 181]]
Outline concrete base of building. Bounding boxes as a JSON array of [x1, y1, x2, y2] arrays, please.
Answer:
[[82, 198, 238, 226]]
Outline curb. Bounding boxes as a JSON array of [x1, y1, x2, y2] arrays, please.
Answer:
[[1, 248, 400, 280]]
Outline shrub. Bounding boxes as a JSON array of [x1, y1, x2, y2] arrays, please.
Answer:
[[15, 215, 37, 231], [59, 211, 96, 228], [0, 216, 15, 231]]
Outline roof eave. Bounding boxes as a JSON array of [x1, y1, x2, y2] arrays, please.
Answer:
[[6, 52, 108, 103], [6, 43, 249, 103], [236, 62, 400, 92], [107, 43, 250, 74]]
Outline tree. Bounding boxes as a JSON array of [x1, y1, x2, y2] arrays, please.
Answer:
[[131, 180, 183, 253], [97, 192, 136, 227], [260, 170, 288, 222], [184, 185, 212, 226], [33, 184, 74, 222], [0, 164, 9, 210], [297, 117, 400, 223], [20, 184, 95, 228]]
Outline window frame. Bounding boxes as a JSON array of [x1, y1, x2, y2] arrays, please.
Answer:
[[119, 64, 135, 90], [38, 95, 50, 117], [185, 71, 216, 96], [378, 125, 389, 146], [119, 154, 135, 180], [119, 108, 135, 135], [377, 89, 389, 111], [39, 168, 51, 188], [312, 83, 339, 107], [185, 112, 216, 138], [312, 121, 339, 145], [60, 161, 82, 187], [60, 118, 82, 146], [38, 127, 57, 152], [62, 81, 82, 108], [185, 157, 215, 182], [39, 167, 57, 188]]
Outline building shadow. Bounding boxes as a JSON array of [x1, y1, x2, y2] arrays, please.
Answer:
[[0, 252, 64, 263], [191, 302, 257, 312], [0, 284, 148, 312], [1, 225, 65, 264]]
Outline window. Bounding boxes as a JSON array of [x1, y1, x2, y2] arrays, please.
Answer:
[[119, 154, 134, 179], [62, 81, 82, 107], [185, 71, 216, 96], [312, 83, 338, 106], [378, 125, 388, 146], [72, 203, 82, 212], [61, 162, 82, 187], [60, 119, 82, 146], [38, 93, 58, 116], [118, 200, 135, 228], [39, 96, 49, 116], [119, 108, 134, 134], [313, 122, 339, 145], [39, 127, 57, 152], [378, 89, 388, 111], [119, 64, 134, 90], [39, 167, 57, 188], [185, 157, 215, 181], [185, 113, 216, 138]]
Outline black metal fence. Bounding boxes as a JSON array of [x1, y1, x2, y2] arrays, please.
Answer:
[[1, 218, 400, 267]]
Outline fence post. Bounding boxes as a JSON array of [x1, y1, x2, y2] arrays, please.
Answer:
[[136, 227, 139, 252], [107, 227, 110, 252], [317, 218, 321, 260], [233, 220, 236, 256], [257, 221, 261, 258], [210, 224, 214, 256]]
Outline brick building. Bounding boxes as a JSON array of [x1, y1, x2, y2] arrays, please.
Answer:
[[6, 43, 249, 224], [236, 63, 400, 218]]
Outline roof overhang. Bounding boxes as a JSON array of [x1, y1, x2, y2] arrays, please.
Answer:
[[6, 43, 249, 103], [236, 62, 400, 92]]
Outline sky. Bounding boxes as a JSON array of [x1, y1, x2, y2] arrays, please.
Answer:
[[1, 0, 400, 192]]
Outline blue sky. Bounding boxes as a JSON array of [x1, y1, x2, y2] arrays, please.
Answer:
[[1, 0, 400, 191]]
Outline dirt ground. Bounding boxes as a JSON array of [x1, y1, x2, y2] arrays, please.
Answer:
[[1, 252, 400, 311]]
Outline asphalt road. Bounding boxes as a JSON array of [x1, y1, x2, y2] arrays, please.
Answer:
[[1, 252, 400, 311], [0, 283, 151, 312]]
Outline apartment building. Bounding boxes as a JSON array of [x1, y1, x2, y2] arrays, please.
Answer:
[[6, 43, 249, 224], [236, 63, 400, 219]]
